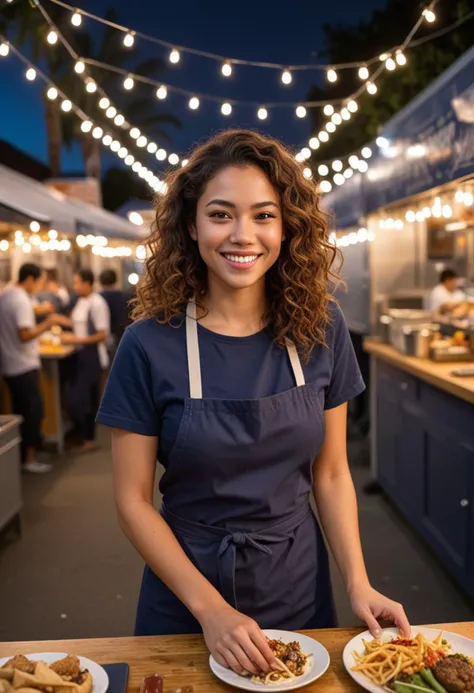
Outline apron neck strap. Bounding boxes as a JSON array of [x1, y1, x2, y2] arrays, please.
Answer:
[[185, 302, 306, 398]]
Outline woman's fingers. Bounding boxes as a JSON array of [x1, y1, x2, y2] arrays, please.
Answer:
[[393, 603, 411, 638], [227, 640, 260, 675], [217, 647, 246, 675], [251, 627, 279, 669], [241, 636, 273, 674], [213, 650, 231, 670], [362, 609, 382, 639]]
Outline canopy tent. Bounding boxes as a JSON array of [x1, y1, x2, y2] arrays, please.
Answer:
[[0, 163, 144, 240]]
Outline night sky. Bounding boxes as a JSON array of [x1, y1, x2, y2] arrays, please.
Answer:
[[0, 0, 384, 174]]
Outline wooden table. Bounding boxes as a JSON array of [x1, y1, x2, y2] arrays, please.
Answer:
[[1, 623, 473, 692], [39, 346, 74, 454]]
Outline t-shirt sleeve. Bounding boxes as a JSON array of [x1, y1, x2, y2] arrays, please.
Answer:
[[15, 293, 35, 330], [325, 303, 365, 410], [91, 296, 110, 334], [96, 327, 159, 435]]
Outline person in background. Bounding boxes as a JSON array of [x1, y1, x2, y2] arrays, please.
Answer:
[[99, 269, 131, 355], [0, 263, 63, 473], [429, 269, 466, 313], [37, 268, 70, 313], [58, 269, 110, 454]]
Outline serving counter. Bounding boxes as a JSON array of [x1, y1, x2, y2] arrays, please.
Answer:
[[1, 622, 473, 692], [364, 339, 474, 599]]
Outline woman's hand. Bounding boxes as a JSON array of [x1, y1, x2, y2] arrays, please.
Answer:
[[199, 603, 278, 676], [349, 583, 411, 639]]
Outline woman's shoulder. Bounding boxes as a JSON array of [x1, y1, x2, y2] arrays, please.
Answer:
[[124, 315, 186, 352]]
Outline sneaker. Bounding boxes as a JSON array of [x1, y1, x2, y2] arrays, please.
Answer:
[[22, 461, 53, 474]]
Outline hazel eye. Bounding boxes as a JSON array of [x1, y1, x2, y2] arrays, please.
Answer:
[[210, 211, 230, 219], [256, 212, 276, 220]]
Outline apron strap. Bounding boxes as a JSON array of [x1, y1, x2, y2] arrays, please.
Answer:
[[285, 339, 306, 387], [186, 301, 203, 399]]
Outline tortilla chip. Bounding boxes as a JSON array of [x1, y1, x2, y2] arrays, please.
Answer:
[[34, 664, 74, 688], [0, 673, 13, 683]]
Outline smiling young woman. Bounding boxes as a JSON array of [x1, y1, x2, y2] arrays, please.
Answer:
[[97, 130, 410, 677]]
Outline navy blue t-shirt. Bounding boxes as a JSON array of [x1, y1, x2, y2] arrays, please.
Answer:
[[97, 303, 365, 465]]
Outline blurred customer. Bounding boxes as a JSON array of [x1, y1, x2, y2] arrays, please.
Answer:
[[0, 263, 63, 473], [429, 269, 466, 313], [99, 269, 131, 355], [59, 269, 110, 454], [37, 268, 70, 313]]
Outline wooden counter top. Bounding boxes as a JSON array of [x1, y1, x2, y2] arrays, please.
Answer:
[[1, 623, 473, 693], [364, 339, 474, 405], [39, 345, 74, 360]]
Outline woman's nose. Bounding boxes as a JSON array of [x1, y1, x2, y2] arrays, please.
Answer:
[[229, 218, 255, 245]]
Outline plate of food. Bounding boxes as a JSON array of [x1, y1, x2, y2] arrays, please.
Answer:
[[209, 629, 330, 690], [0, 653, 109, 693], [343, 626, 474, 693]]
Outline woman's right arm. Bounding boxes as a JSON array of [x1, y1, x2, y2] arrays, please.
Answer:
[[111, 427, 276, 676]]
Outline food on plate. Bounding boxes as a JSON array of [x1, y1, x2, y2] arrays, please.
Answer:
[[0, 656, 92, 693], [248, 639, 310, 684], [352, 632, 474, 692]]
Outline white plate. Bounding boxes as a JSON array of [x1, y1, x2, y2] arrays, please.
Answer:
[[209, 629, 330, 691], [343, 626, 474, 693], [0, 652, 109, 693]]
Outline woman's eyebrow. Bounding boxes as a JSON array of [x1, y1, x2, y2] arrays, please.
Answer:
[[205, 199, 279, 209]]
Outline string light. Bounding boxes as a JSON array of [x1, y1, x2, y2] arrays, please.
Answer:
[[114, 114, 125, 126], [334, 173, 345, 186], [367, 81, 377, 95], [123, 76, 134, 90], [396, 51, 407, 66], [118, 147, 128, 158], [74, 60, 85, 74], [47, 30, 58, 45], [379, 53, 389, 62], [332, 113, 342, 125], [61, 99, 72, 112], [281, 70, 292, 85], [319, 131, 329, 143], [386, 57, 396, 71], [323, 105, 334, 116], [301, 147, 311, 159], [125, 154, 135, 166], [309, 137, 319, 150], [169, 49, 180, 64], [106, 106, 117, 118], [130, 127, 140, 139], [361, 147, 372, 158], [344, 168, 353, 179], [423, 7, 436, 22], [332, 160, 343, 172], [327, 68, 338, 83], [169, 153, 179, 165], [349, 155, 360, 168], [30, 221, 40, 232], [92, 126, 103, 139], [320, 181, 332, 193], [86, 79, 97, 93], [189, 97, 200, 110], [103, 135, 112, 146], [156, 86, 167, 100], [147, 142, 158, 154], [48, 229, 58, 239], [257, 107, 268, 120], [137, 135, 147, 147], [296, 106, 307, 118], [26, 67, 36, 81], [47, 86, 58, 100], [0, 42, 9, 57], [80, 120, 92, 133], [221, 62, 232, 77], [318, 165, 329, 176], [110, 140, 121, 152], [326, 122, 336, 133], [71, 11, 82, 26], [156, 148, 167, 161], [295, 153, 304, 163], [221, 102, 232, 116], [123, 32, 135, 48], [347, 99, 358, 113], [132, 162, 142, 173], [358, 160, 369, 173], [182, 159, 189, 167], [99, 97, 110, 109], [358, 66, 369, 80], [303, 168, 312, 180]]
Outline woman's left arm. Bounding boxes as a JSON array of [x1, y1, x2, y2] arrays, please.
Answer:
[[312, 403, 410, 638]]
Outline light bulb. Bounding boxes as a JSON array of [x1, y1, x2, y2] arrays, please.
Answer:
[[128, 273, 139, 286], [47, 31, 58, 45], [123, 76, 134, 90], [0, 240, 9, 251], [181, 160, 189, 167], [326, 122, 336, 133], [106, 106, 117, 118], [301, 147, 311, 159], [92, 126, 103, 139], [332, 160, 343, 172], [347, 100, 358, 113], [358, 66, 369, 80], [320, 181, 332, 193], [0, 42, 9, 57], [123, 32, 135, 48], [118, 147, 128, 159], [386, 57, 396, 71], [323, 104, 334, 116], [416, 211, 425, 222], [396, 51, 407, 66], [136, 135, 147, 148], [48, 229, 58, 239], [99, 97, 110, 109], [114, 114, 125, 126], [367, 81, 377, 95], [332, 113, 342, 125], [423, 206, 432, 218], [309, 137, 319, 150], [442, 205, 453, 219], [257, 107, 268, 120], [132, 162, 142, 173], [303, 168, 312, 179], [221, 102, 232, 116], [334, 173, 345, 186], [295, 153, 304, 163], [125, 155, 135, 166], [168, 153, 179, 165], [318, 165, 329, 176], [30, 221, 40, 232], [23, 242, 32, 254], [358, 160, 369, 173], [71, 11, 82, 26], [81, 121, 92, 133], [349, 155, 360, 168], [281, 70, 292, 85], [169, 49, 180, 64], [455, 190, 465, 203], [86, 79, 97, 93], [147, 142, 158, 154], [423, 8, 436, 22], [26, 67, 36, 81], [74, 60, 85, 74], [47, 87, 58, 100], [189, 97, 200, 110], [296, 106, 307, 118], [379, 53, 389, 62], [61, 100, 72, 112], [130, 128, 140, 139], [344, 168, 354, 179], [464, 193, 474, 206], [156, 149, 167, 161], [341, 108, 351, 120], [103, 135, 113, 146], [111, 140, 121, 152], [406, 210, 416, 223], [319, 131, 329, 143], [327, 68, 338, 83], [376, 136, 389, 148], [361, 147, 372, 159], [221, 62, 232, 77], [156, 86, 167, 100]]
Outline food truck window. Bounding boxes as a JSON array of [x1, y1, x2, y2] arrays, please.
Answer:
[[427, 218, 455, 260]]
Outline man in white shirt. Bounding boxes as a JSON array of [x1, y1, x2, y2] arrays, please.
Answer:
[[0, 263, 64, 473], [429, 269, 466, 313], [58, 269, 110, 454]]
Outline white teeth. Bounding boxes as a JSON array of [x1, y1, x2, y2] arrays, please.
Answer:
[[223, 254, 258, 264]]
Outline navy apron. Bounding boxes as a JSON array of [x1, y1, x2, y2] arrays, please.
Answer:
[[135, 301, 336, 635]]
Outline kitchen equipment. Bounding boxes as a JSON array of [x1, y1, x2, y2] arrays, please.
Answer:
[[387, 309, 434, 352], [401, 326, 435, 359]]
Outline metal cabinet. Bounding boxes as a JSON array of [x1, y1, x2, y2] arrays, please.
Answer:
[[374, 360, 474, 597]]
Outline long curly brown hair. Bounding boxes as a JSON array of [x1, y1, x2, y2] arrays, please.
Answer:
[[132, 129, 340, 360]]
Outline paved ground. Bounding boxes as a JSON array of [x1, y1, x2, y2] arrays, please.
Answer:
[[0, 428, 473, 643]]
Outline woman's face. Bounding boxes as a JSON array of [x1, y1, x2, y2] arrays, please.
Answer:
[[192, 165, 283, 291]]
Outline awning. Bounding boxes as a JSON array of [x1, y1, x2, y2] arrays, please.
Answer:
[[0, 163, 144, 240]]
